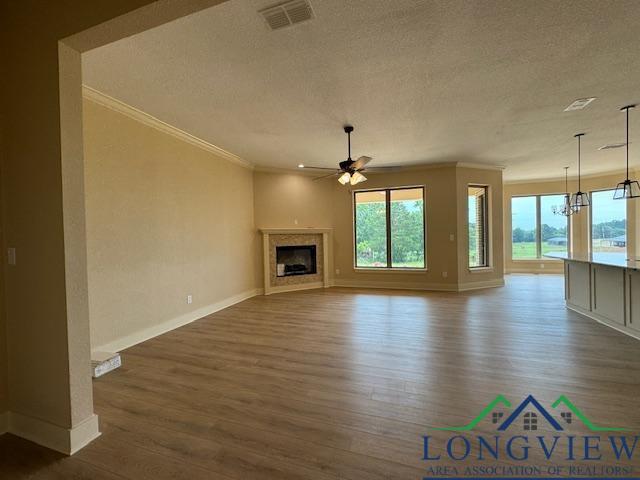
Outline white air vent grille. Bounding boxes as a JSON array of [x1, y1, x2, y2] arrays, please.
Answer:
[[599, 142, 627, 150], [564, 97, 596, 112], [260, 0, 314, 30]]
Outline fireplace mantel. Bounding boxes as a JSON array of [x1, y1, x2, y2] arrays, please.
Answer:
[[259, 228, 331, 295], [259, 228, 332, 235]]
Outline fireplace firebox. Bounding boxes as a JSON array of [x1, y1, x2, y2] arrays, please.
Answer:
[[276, 245, 317, 277]]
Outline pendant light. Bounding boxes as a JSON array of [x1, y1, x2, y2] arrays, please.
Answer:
[[613, 105, 640, 199], [552, 167, 578, 216], [570, 133, 590, 209]]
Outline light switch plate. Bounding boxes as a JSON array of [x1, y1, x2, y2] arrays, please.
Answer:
[[7, 248, 16, 266]]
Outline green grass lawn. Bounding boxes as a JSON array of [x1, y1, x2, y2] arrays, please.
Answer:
[[512, 241, 567, 259], [356, 258, 425, 268]]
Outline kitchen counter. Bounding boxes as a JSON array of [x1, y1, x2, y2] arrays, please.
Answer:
[[545, 252, 640, 340]]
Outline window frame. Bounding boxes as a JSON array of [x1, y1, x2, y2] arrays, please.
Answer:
[[588, 188, 628, 256], [511, 193, 571, 261], [352, 185, 427, 271], [467, 184, 491, 269]]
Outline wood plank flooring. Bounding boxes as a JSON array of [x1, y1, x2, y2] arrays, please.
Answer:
[[2, 274, 640, 478]]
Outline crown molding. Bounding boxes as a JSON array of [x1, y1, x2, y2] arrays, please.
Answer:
[[82, 85, 252, 169], [504, 167, 640, 185], [455, 161, 506, 171]]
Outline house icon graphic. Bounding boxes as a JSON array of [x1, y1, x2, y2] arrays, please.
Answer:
[[497, 395, 563, 431], [432, 394, 624, 432]]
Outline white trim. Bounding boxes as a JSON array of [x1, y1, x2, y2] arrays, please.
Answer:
[[457, 278, 505, 291], [333, 279, 457, 292], [334, 278, 504, 292], [468, 266, 495, 273], [7, 411, 100, 455], [566, 304, 640, 341], [266, 282, 325, 295], [353, 267, 428, 273], [0, 411, 7, 435], [82, 85, 252, 169], [259, 227, 332, 234], [455, 162, 506, 171], [93, 288, 261, 353]]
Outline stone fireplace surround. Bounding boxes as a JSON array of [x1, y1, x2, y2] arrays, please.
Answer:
[[260, 228, 331, 295]]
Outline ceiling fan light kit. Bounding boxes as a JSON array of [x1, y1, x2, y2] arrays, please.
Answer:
[[614, 105, 640, 200], [303, 125, 375, 185], [338, 172, 351, 185]]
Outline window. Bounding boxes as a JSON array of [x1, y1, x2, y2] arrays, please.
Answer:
[[540, 195, 569, 257], [591, 189, 626, 255], [354, 187, 425, 269], [511, 196, 538, 259], [511, 194, 569, 260], [523, 412, 538, 431], [468, 186, 489, 268]]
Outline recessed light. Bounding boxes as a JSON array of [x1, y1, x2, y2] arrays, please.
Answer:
[[298, 164, 305, 168], [598, 143, 627, 151], [564, 97, 596, 112]]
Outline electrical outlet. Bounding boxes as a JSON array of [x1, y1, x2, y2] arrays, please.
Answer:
[[7, 248, 16, 266], [294, 218, 299, 225], [335, 268, 340, 275], [449, 234, 455, 242], [187, 295, 193, 304], [442, 271, 448, 278]]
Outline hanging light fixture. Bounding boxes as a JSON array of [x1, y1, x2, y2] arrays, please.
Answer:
[[338, 172, 351, 185], [570, 133, 590, 209], [349, 171, 367, 185], [613, 105, 640, 200], [552, 166, 578, 216]]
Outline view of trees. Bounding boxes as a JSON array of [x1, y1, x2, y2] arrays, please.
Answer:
[[355, 199, 424, 267], [512, 219, 625, 244]]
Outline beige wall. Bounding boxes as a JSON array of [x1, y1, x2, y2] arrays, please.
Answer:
[[456, 167, 504, 287], [1, 0, 228, 451], [255, 165, 504, 291], [504, 169, 639, 273], [83, 98, 257, 351]]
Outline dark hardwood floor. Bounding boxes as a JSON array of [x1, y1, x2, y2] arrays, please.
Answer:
[[2, 274, 640, 479]]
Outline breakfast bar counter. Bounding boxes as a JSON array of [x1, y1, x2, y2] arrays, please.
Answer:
[[545, 252, 640, 340]]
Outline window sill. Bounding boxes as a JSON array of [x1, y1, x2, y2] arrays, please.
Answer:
[[353, 267, 428, 273], [511, 259, 563, 262], [468, 266, 494, 273]]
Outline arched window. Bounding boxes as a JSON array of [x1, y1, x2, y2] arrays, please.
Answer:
[[523, 412, 538, 431]]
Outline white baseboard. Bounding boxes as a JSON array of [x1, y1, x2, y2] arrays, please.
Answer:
[[333, 278, 457, 292], [566, 304, 640, 341], [0, 411, 7, 435], [333, 277, 504, 292], [457, 278, 505, 291], [265, 282, 325, 295], [8, 411, 100, 455], [93, 288, 262, 353]]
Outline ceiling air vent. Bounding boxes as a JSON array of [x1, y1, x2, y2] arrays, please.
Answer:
[[564, 97, 596, 112], [259, 0, 314, 30], [599, 142, 627, 150]]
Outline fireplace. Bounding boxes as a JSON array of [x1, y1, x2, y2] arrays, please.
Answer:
[[276, 245, 317, 277]]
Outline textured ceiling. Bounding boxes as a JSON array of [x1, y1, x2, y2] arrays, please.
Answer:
[[82, 0, 640, 181]]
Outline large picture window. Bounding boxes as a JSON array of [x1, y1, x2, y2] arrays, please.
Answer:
[[590, 190, 626, 255], [468, 186, 489, 268], [354, 187, 425, 269], [511, 194, 568, 260]]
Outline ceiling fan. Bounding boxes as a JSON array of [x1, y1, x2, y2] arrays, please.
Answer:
[[300, 125, 394, 185]]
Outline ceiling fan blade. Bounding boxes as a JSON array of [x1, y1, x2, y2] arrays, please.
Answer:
[[313, 172, 341, 181], [351, 156, 372, 170], [302, 166, 341, 171], [361, 165, 402, 172]]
